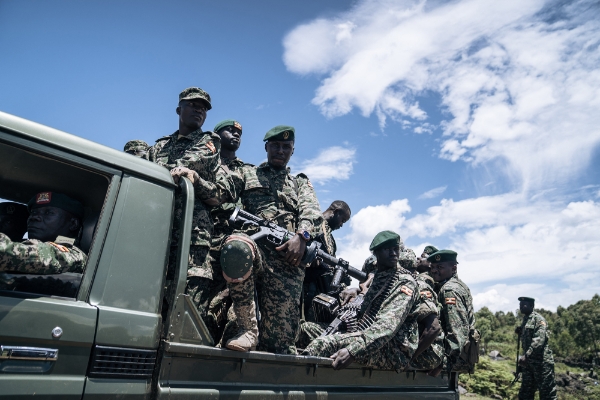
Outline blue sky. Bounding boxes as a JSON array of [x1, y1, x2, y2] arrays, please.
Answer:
[[1, 0, 599, 312]]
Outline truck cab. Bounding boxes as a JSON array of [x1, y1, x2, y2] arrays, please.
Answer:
[[0, 111, 459, 399]]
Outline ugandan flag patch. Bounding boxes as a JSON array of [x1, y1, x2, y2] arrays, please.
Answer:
[[206, 141, 216, 154], [49, 242, 70, 253], [401, 285, 413, 296], [420, 290, 432, 299], [540, 321, 546, 326], [445, 297, 457, 305]]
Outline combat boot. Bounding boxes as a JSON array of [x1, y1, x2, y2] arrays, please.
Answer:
[[226, 301, 258, 352]]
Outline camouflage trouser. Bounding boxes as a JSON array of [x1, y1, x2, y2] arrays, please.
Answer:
[[519, 359, 558, 400], [184, 246, 226, 340], [228, 240, 305, 355], [410, 338, 444, 371], [297, 321, 328, 349]]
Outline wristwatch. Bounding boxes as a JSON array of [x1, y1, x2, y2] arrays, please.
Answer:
[[297, 230, 311, 241]]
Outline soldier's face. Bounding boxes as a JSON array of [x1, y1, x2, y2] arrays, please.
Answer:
[[218, 126, 242, 152], [519, 300, 534, 315], [265, 140, 294, 168], [0, 215, 27, 241], [416, 252, 431, 273], [27, 206, 78, 242], [374, 245, 400, 270], [430, 261, 456, 282], [177, 100, 207, 132], [329, 209, 350, 231]]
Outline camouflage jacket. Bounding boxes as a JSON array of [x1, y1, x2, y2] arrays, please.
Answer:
[[240, 162, 322, 242], [520, 311, 552, 361], [413, 272, 440, 322], [146, 129, 221, 246], [210, 157, 247, 246], [437, 274, 475, 361], [345, 266, 419, 360], [315, 220, 336, 257], [361, 248, 413, 276], [0, 233, 87, 275]]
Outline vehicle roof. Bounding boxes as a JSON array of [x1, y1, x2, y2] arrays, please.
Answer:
[[0, 111, 174, 187]]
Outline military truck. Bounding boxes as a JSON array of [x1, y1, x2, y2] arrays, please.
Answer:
[[0, 111, 459, 399]]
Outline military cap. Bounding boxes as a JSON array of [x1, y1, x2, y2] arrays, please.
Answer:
[[399, 248, 417, 270], [518, 297, 535, 303], [123, 140, 149, 153], [427, 249, 458, 263], [0, 202, 29, 219], [369, 230, 401, 251], [263, 125, 295, 142], [178, 87, 212, 110], [28, 192, 84, 219], [214, 119, 242, 133], [422, 245, 439, 255]]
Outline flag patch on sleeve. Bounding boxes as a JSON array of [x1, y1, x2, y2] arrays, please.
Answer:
[[401, 286, 413, 296], [206, 142, 216, 154], [420, 290, 432, 299], [445, 297, 457, 305]]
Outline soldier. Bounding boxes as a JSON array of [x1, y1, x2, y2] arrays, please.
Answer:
[[0, 192, 86, 275], [0, 202, 29, 241], [302, 200, 351, 322], [302, 231, 419, 371], [515, 297, 558, 400], [123, 140, 149, 158], [429, 250, 476, 375], [145, 87, 221, 321], [219, 125, 322, 354], [417, 245, 438, 273]]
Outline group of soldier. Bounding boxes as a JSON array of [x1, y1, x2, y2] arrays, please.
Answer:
[[0, 86, 557, 399]]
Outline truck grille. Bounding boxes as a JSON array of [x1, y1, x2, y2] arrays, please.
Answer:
[[88, 345, 157, 379]]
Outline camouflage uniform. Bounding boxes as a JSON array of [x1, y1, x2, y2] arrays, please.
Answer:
[[0, 233, 86, 274], [303, 266, 419, 370], [409, 272, 445, 370], [518, 311, 558, 400], [361, 246, 412, 276], [146, 129, 221, 316], [228, 162, 322, 354], [302, 219, 350, 322], [436, 273, 475, 372]]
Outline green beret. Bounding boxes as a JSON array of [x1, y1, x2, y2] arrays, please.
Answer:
[[27, 192, 84, 219], [369, 230, 400, 251], [423, 245, 439, 255], [427, 250, 458, 263], [263, 125, 295, 142], [0, 202, 29, 219], [399, 248, 417, 270], [178, 87, 212, 110], [214, 119, 242, 133], [518, 297, 535, 303], [123, 140, 149, 153]]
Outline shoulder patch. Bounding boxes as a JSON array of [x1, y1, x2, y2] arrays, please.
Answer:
[[49, 242, 70, 253], [540, 321, 546, 326], [420, 290, 433, 299], [445, 297, 456, 305], [401, 285, 414, 296], [206, 141, 216, 154]]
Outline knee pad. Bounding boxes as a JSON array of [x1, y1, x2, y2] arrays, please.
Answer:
[[221, 235, 256, 283]]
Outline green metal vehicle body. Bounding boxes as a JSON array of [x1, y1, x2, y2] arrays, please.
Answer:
[[0, 111, 459, 399]]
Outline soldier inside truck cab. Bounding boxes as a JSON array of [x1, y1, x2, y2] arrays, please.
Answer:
[[0, 192, 86, 275]]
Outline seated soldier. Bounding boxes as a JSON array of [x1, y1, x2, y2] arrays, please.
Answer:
[[301, 231, 419, 371], [0, 202, 29, 241], [0, 192, 86, 275]]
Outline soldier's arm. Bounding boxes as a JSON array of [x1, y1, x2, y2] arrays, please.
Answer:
[[0, 234, 86, 275], [440, 288, 470, 358], [176, 134, 220, 181], [525, 315, 548, 358], [294, 174, 322, 236], [345, 279, 418, 359], [413, 313, 441, 359]]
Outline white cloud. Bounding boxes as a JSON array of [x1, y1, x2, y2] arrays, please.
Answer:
[[283, 0, 600, 190], [418, 185, 447, 199], [295, 146, 356, 184]]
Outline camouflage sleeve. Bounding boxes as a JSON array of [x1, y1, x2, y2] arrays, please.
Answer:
[[525, 314, 548, 358], [176, 135, 221, 181], [361, 255, 377, 275], [295, 173, 323, 236], [439, 286, 471, 358], [0, 234, 87, 275], [345, 278, 418, 359]]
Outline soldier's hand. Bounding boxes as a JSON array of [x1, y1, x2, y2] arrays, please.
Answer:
[[515, 326, 522, 335], [275, 234, 306, 267], [518, 356, 527, 366], [170, 167, 200, 185], [330, 348, 355, 370], [340, 287, 359, 305]]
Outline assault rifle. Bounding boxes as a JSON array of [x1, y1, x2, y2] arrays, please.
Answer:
[[511, 328, 522, 385], [228, 207, 368, 283]]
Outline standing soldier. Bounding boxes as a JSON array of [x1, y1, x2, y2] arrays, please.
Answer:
[[220, 125, 322, 354], [146, 87, 221, 323], [515, 297, 558, 400], [302, 200, 351, 322], [429, 250, 477, 374]]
